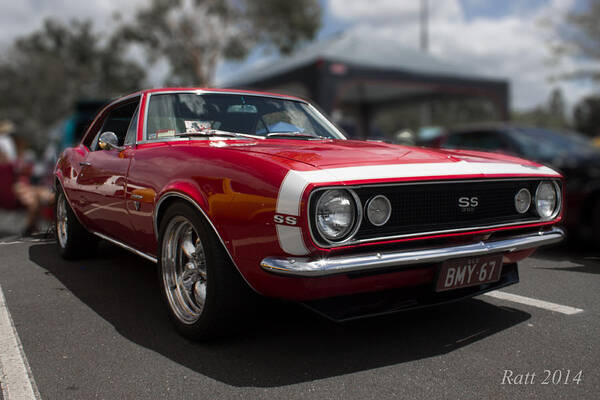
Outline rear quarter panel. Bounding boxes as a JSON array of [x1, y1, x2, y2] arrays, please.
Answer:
[[54, 145, 88, 213]]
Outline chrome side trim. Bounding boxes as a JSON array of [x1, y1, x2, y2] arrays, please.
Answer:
[[260, 227, 565, 277], [92, 231, 157, 263], [153, 192, 259, 292]]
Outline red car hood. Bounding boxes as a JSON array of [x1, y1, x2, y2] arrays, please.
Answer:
[[238, 139, 544, 169]]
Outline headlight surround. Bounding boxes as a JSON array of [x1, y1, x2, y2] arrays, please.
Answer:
[[514, 188, 532, 214], [315, 189, 361, 242], [366, 195, 392, 226], [535, 181, 560, 220]]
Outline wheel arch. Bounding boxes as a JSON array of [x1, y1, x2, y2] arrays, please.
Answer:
[[54, 174, 89, 230], [154, 191, 211, 241], [153, 191, 260, 293], [54, 171, 65, 196]]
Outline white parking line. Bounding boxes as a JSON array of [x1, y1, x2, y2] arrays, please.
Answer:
[[0, 284, 40, 400], [0, 239, 52, 246], [484, 290, 584, 315]]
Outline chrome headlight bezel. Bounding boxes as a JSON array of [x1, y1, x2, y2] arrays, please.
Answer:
[[534, 180, 561, 220], [313, 188, 362, 244]]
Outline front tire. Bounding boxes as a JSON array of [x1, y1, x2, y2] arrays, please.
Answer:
[[55, 189, 97, 260], [157, 202, 250, 339]]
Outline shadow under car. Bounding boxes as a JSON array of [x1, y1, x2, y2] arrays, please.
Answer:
[[29, 242, 531, 387]]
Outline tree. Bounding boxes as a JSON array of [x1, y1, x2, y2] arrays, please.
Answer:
[[512, 88, 570, 130], [0, 19, 146, 146], [551, 0, 600, 81], [548, 87, 566, 121], [573, 95, 600, 137], [121, 0, 322, 86]]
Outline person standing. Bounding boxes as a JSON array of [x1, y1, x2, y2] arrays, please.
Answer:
[[0, 120, 17, 162]]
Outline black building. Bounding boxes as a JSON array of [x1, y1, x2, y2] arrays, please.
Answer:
[[223, 31, 509, 139]]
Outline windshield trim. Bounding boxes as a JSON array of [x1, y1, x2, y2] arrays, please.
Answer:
[[140, 90, 347, 144]]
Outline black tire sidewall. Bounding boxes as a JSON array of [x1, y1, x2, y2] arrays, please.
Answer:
[[55, 187, 96, 259], [157, 202, 243, 339]]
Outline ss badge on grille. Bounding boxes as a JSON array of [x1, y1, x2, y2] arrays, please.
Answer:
[[458, 196, 479, 212]]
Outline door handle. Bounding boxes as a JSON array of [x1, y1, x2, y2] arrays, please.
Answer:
[[79, 161, 91, 167]]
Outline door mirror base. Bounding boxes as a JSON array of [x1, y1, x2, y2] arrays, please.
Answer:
[[98, 131, 124, 151]]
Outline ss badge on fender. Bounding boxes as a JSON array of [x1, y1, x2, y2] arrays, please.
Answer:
[[274, 214, 297, 225]]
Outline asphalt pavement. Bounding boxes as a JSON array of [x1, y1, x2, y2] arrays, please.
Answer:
[[0, 239, 598, 399]]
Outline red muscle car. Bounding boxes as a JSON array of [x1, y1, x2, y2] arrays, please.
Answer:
[[54, 88, 564, 339]]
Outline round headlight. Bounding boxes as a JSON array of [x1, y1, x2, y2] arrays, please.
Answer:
[[315, 189, 359, 241], [514, 188, 531, 214], [535, 181, 559, 220], [366, 195, 392, 226]]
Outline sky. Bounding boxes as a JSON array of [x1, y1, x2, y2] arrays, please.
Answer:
[[0, 0, 597, 112]]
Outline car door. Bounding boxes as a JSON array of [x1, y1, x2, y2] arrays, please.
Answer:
[[75, 98, 140, 242]]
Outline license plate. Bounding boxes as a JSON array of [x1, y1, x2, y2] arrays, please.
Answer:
[[436, 254, 503, 292]]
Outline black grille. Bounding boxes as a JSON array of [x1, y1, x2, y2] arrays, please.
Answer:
[[310, 179, 558, 245]]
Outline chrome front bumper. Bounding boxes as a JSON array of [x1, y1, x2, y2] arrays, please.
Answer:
[[260, 227, 564, 277]]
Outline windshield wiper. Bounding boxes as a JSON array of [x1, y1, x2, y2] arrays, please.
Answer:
[[266, 132, 325, 139], [174, 129, 324, 140], [174, 129, 262, 140]]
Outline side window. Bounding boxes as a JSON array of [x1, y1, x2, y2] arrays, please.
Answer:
[[124, 105, 140, 145], [92, 100, 139, 151], [82, 107, 109, 149]]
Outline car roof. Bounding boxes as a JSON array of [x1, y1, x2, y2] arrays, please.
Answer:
[[118, 87, 306, 102], [79, 87, 310, 146]]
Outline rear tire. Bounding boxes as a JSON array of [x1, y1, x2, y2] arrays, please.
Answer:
[[55, 188, 97, 260], [157, 202, 251, 340]]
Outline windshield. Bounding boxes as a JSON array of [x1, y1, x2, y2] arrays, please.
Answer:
[[508, 127, 595, 161], [144, 93, 346, 140]]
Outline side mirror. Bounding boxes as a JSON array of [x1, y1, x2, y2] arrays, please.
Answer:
[[98, 131, 124, 151]]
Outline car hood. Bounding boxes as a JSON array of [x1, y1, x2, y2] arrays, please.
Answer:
[[235, 139, 547, 170]]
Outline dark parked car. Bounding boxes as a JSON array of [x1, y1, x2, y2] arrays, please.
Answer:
[[437, 124, 600, 243]]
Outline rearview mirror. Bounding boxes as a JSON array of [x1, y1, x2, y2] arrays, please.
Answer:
[[227, 104, 257, 113], [98, 131, 124, 151]]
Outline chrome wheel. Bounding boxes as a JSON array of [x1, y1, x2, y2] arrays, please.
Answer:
[[56, 193, 68, 248], [161, 216, 208, 324]]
